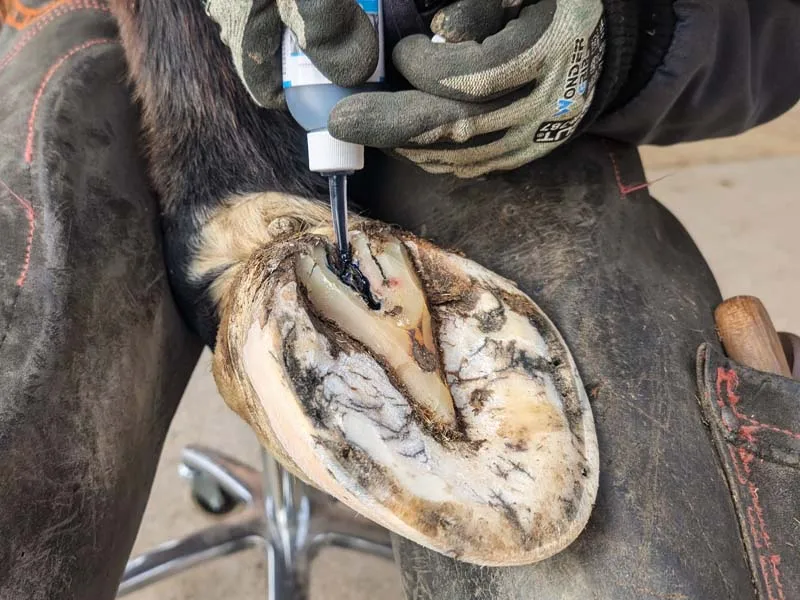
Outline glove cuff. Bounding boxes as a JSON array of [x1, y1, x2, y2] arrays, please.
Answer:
[[580, 0, 675, 129]]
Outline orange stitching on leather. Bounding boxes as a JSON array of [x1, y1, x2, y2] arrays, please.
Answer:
[[24, 37, 116, 164], [2, 0, 72, 30], [0, 1, 109, 73], [0, 177, 35, 288]]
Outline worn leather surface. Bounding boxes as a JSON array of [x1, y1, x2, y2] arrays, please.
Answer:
[[355, 139, 758, 599], [698, 343, 800, 600], [0, 3, 201, 598]]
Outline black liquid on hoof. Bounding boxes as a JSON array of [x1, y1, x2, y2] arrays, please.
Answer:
[[327, 247, 381, 310]]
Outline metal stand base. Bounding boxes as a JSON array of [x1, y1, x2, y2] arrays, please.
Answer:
[[117, 446, 393, 599]]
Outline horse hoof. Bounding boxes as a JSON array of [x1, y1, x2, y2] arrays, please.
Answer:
[[213, 223, 598, 566]]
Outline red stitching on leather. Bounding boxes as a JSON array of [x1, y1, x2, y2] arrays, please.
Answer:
[[720, 375, 786, 600], [716, 367, 800, 441], [0, 1, 109, 73], [737, 447, 754, 475], [0, 177, 35, 288], [608, 151, 650, 196], [24, 37, 116, 164], [761, 555, 785, 600], [727, 448, 770, 549]]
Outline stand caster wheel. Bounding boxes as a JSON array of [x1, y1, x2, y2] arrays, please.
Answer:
[[179, 463, 239, 515]]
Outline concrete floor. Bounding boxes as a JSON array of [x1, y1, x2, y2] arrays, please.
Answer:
[[126, 107, 800, 600]]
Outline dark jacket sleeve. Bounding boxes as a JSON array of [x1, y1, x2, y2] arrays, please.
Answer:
[[587, 0, 800, 145]]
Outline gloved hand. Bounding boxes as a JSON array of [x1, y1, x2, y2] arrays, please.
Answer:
[[328, 0, 605, 177], [203, 0, 379, 108]]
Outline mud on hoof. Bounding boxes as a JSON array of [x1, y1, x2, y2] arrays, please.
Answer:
[[213, 216, 598, 566]]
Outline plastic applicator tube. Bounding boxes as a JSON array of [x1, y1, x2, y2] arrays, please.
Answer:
[[281, 0, 386, 177]]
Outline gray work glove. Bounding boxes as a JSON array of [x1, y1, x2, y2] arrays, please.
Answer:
[[329, 0, 605, 177], [203, 0, 379, 108]]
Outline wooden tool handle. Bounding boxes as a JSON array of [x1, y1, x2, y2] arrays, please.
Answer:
[[715, 295, 792, 377]]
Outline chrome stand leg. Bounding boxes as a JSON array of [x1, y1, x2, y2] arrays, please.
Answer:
[[262, 450, 310, 599], [118, 514, 264, 596], [118, 444, 394, 599]]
